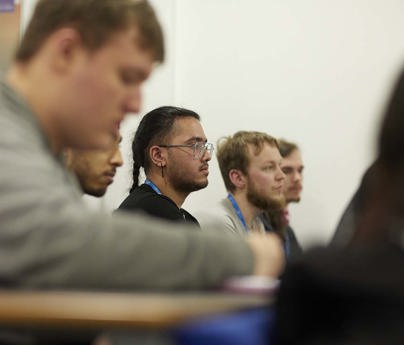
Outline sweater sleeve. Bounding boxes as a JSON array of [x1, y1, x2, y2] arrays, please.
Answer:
[[0, 165, 254, 290], [0, 86, 254, 291]]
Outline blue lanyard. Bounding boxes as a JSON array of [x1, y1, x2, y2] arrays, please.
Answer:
[[145, 179, 187, 221], [284, 233, 290, 258], [227, 193, 249, 234], [144, 178, 162, 195]]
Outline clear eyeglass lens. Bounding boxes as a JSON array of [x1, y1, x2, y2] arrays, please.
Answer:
[[194, 142, 214, 159], [205, 143, 214, 155]]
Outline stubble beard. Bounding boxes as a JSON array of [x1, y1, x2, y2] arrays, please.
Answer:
[[171, 174, 209, 195], [83, 186, 107, 197]]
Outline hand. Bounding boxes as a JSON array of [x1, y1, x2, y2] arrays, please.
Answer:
[[246, 233, 285, 277]]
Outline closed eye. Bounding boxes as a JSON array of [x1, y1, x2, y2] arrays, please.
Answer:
[[282, 167, 293, 175], [120, 72, 139, 85], [119, 69, 148, 85]]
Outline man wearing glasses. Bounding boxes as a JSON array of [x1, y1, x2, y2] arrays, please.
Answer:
[[118, 106, 213, 227]]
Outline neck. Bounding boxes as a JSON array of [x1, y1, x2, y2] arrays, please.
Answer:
[[230, 191, 262, 227], [146, 172, 187, 208], [6, 63, 62, 153]]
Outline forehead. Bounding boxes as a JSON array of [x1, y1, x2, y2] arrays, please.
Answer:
[[94, 26, 154, 73], [247, 143, 281, 165], [282, 149, 303, 167], [170, 117, 206, 140], [75, 135, 121, 157], [107, 25, 142, 49]]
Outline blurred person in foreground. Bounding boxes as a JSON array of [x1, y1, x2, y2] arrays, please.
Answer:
[[331, 162, 376, 246], [65, 134, 123, 197], [0, 0, 284, 297], [275, 67, 404, 345]]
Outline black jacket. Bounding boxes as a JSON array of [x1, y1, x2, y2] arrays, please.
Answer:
[[118, 184, 200, 228], [275, 240, 404, 345]]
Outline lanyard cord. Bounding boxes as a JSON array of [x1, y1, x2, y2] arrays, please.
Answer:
[[144, 179, 186, 221], [284, 232, 290, 258], [227, 193, 249, 234], [144, 178, 162, 195], [227, 192, 292, 257]]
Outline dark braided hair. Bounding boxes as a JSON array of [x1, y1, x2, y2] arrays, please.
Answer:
[[130, 106, 200, 192]]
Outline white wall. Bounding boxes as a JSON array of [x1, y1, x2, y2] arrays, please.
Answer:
[[168, 0, 404, 247], [23, 0, 404, 247]]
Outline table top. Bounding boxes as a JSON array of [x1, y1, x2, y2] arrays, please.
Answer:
[[0, 290, 272, 329]]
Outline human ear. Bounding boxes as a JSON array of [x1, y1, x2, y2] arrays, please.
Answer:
[[149, 146, 166, 167], [229, 169, 246, 189], [47, 27, 82, 73]]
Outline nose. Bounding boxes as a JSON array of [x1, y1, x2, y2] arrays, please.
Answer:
[[277, 165, 286, 181], [201, 148, 212, 162], [292, 171, 302, 182], [110, 148, 123, 167], [125, 88, 142, 114]]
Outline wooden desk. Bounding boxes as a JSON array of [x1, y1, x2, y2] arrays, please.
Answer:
[[0, 290, 271, 330]]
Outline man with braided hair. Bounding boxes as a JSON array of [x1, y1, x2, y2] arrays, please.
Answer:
[[118, 106, 213, 227]]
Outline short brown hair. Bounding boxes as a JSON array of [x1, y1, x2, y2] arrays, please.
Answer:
[[216, 131, 279, 193], [278, 139, 298, 158], [15, 0, 164, 63]]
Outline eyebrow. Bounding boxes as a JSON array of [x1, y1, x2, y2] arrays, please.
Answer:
[[282, 164, 304, 168], [184, 136, 207, 144], [282, 166, 305, 172], [120, 67, 150, 84], [263, 159, 281, 165]]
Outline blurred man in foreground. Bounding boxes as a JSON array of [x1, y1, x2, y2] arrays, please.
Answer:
[[0, 0, 284, 294], [65, 135, 123, 197], [276, 68, 404, 345]]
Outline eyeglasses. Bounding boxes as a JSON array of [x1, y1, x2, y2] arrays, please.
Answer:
[[159, 142, 214, 160]]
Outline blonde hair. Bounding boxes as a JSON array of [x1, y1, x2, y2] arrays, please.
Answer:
[[216, 131, 279, 192]]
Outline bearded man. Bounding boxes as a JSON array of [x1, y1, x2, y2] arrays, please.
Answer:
[[216, 131, 286, 236]]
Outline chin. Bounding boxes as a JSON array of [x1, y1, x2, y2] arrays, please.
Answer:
[[196, 182, 209, 191], [287, 196, 301, 203], [272, 195, 286, 210], [86, 189, 107, 197]]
